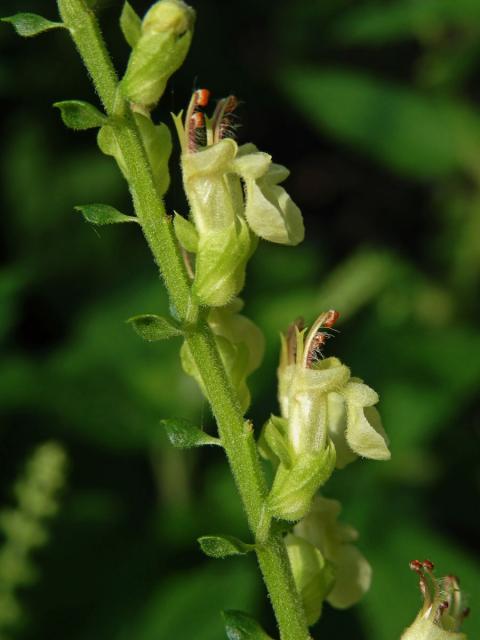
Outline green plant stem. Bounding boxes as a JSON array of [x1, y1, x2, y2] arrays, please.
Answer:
[[56, 2, 310, 638]]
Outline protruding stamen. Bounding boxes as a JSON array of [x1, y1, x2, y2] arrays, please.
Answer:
[[212, 95, 239, 143], [408, 559, 468, 632], [303, 310, 340, 368], [188, 111, 206, 151], [185, 89, 210, 153]]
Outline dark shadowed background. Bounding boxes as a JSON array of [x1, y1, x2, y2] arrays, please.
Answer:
[[0, 0, 479, 638]]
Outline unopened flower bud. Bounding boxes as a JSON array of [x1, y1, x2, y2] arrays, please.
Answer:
[[121, 0, 195, 109]]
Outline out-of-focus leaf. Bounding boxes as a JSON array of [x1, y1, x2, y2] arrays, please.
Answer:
[[377, 327, 480, 452], [333, 0, 480, 45], [1, 13, 64, 37], [54, 100, 107, 130], [315, 250, 398, 319], [198, 535, 253, 559], [161, 418, 221, 448], [0, 269, 26, 343], [280, 67, 480, 178], [116, 563, 260, 640], [223, 610, 274, 640], [128, 314, 182, 341], [75, 204, 137, 225]]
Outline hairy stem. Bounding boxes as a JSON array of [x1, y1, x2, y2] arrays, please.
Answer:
[[56, 1, 310, 637]]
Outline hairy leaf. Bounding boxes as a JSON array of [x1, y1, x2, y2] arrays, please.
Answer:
[[128, 314, 182, 341], [75, 203, 137, 226], [54, 100, 106, 130], [223, 610, 274, 640], [198, 535, 253, 559], [1, 13, 64, 37], [161, 418, 221, 448]]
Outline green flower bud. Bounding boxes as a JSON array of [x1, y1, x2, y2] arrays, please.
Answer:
[[120, 0, 195, 109], [290, 496, 372, 615], [401, 561, 468, 640], [180, 299, 264, 411]]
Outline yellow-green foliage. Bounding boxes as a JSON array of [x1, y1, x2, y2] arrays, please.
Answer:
[[0, 442, 67, 636]]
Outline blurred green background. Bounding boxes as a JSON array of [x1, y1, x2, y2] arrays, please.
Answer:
[[1, 0, 479, 638]]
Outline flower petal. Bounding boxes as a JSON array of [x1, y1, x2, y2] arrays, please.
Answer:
[[326, 544, 372, 609], [244, 179, 304, 245], [326, 392, 358, 469], [182, 137, 237, 178], [345, 403, 391, 460], [342, 381, 390, 461], [286, 534, 335, 626], [233, 150, 271, 180]]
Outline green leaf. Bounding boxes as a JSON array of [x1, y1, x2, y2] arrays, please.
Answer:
[[198, 535, 254, 559], [223, 610, 274, 640], [281, 67, 480, 178], [75, 203, 138, 226], [174, 212, 199, 253], [128, 314, 182, 341], [1, 13, 64, 37], [120, 1, 142, 48], [161, 418, 221, 448], [333, 0, 480, 45], [54, 100, 107, 130]]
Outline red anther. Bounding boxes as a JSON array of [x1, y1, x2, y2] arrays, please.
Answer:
[[422, 560, 435, 572], [409, 560, 423, 573], [323, 310, 340, 329], [191, 111, 205, 129], [195, 88, 210, 107], [439, 600, 449, 612]]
